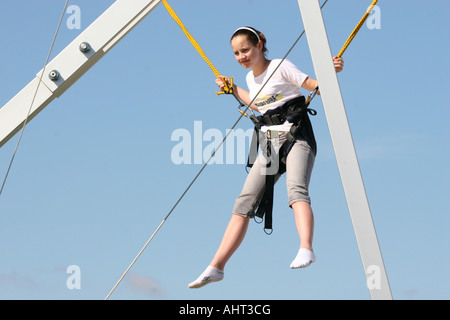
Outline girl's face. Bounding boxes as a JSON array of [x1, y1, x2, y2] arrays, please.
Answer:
[[231, 35, 264, 70]]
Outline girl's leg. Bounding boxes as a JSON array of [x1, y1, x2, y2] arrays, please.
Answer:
[[210, 214, 250, 270], [290, 201, 316, 268], [188, 214, 249, 288], [286, 138, 316, 268], [292, 201, 314, 251], [188, 133, 279, 288]]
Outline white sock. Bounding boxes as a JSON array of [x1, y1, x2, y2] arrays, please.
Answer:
[[188, 266, 224, 289], [290, 248, 316, 269]]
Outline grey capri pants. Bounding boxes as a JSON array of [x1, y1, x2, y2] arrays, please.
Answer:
[[233, 130, 315, 218]]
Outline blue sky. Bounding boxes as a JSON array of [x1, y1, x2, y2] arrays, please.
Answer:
[[0, 0, 448, 300]]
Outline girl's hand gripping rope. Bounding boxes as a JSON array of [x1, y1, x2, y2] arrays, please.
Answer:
[[333, 56, 344, 73], [216, 75, 249, 117], [306, 56, 343, 103], [216, 75, 234, 96]]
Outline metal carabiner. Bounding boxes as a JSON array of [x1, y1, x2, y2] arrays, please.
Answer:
[[234, 94, 255, 118], [238, 104, 249, 117], [305, 86, 319, 105]]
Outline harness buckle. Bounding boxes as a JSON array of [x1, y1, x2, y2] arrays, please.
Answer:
[[266, 130, 279, 139]]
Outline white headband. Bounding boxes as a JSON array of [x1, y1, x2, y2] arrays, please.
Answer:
[[234, 27, 261, 42]]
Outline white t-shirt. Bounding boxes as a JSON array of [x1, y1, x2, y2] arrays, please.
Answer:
[[246, 59, 309, 132]]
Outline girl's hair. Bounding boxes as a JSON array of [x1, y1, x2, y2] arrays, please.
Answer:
[[231, 26, 268, 55]]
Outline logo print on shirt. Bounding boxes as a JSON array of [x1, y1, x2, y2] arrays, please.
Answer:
[[255, 93, 284, 109]]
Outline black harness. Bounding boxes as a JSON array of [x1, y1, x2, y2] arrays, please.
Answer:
[[246, 95, 317, 234]]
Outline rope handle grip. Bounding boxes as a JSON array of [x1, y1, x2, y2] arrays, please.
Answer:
[[216, 76, 234, 96]]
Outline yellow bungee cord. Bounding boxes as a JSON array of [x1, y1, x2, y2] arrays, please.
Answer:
[[162, 0, 234, 96]]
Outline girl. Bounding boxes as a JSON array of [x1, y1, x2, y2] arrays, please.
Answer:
[[189, 26, 344, 289]]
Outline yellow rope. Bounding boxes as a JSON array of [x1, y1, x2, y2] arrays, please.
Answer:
[[162, 0, 219, 76], [163, 0, 378, 94], [162, 0, 233, 95], [337, 0, 379, 57]]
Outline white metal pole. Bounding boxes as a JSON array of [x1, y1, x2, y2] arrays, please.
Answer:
[[297, 0, 392, 300], [0, 0, 162, 148]]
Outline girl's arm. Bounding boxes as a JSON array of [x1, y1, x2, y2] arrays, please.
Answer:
[[301, 56, 344, 93], [301, 77, 319, 92], [216, 77, 259, 112]]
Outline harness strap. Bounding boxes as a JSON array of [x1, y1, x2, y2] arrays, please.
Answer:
[[247, 96, 317, 234], [255, 138, 275, 235]]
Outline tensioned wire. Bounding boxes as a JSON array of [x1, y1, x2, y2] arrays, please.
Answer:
[[0, 0, 70, 198], [105, 0, 330, 300]]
